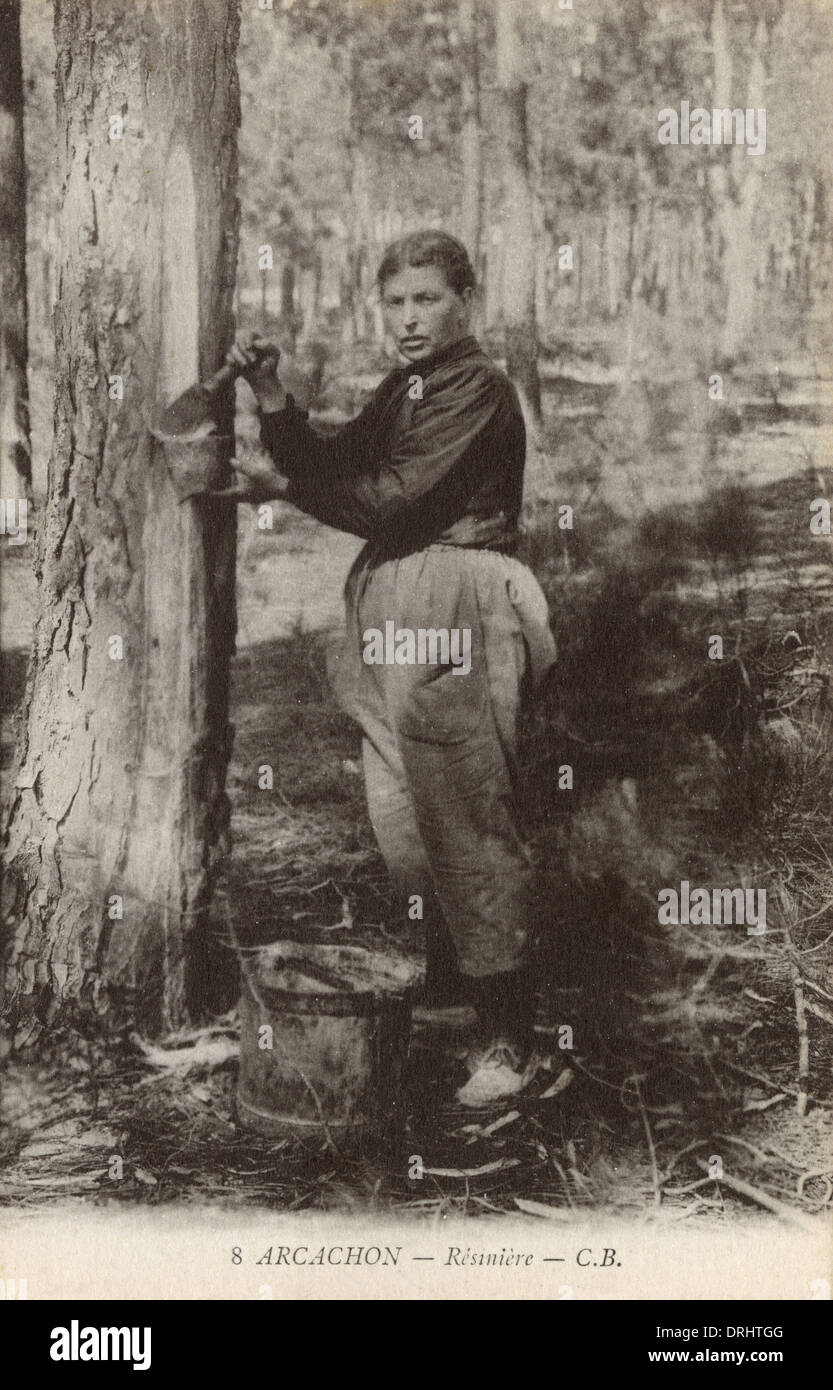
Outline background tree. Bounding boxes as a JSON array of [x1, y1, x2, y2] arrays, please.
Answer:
[[240, 0, 463, 351], [459, 0, 484, 286], [0, 0, 32, 503], [237, 16, 345, 354], [2, 0, 241, 1039], [494, 0, 541, 418], [711, 0, 769, 364]]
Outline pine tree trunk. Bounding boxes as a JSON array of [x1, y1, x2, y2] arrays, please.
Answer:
[[298, 252, 322, 345], [710, 1, 767, 362], [723, 16, 767, 359], [280, 260, 297, 351], [494, 0, 541, 419], [260, 269, 269, 333], [340, 9, 366, 346], [0, 0, 32, 501], [2, 0, 241, 1040], [351, 144, 371, 342], [603, 205, 620, 319], [459, 0, 483, 281]]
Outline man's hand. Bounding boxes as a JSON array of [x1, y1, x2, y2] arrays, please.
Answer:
[[225, 332, 286, 412], [208, 454, 290, 503]]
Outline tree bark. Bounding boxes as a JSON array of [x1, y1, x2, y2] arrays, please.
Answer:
[[2, 0, 241, 1039], [494, 0, 541, 419], [0, 0, 32, 501]]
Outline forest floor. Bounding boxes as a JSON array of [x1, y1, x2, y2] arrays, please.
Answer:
[[2, 354, 832, 1230]]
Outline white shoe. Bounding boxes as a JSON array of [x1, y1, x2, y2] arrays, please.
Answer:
[[455, 1038, 526, 1108]]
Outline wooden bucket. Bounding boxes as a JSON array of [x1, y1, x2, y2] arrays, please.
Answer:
[[237, 942, 422, 1150]]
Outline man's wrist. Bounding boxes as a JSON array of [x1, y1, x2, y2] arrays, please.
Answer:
[[254, 385, 287, 414]]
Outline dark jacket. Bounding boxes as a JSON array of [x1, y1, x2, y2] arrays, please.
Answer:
[[259, 335, 526, 559]]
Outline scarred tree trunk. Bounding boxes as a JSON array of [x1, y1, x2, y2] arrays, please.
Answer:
[[495, 0, 541, 420], [2, 0, 241, 1039], [0, 0, 32, 502]]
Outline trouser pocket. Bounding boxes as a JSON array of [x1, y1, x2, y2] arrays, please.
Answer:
[[395, 657, 489, 746]]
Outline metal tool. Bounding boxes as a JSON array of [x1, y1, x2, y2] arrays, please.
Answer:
[[148, 344, 281, 441]]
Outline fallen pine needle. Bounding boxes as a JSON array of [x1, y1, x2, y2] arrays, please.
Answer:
[[539, 1069, 574, 1101], [422, 1158, 521, 1179], [480, 1110, 521, 1138], [514, 1197, 573, 1220], [695, 1160, 819, 1231], [742, 1093, 789, 1112]]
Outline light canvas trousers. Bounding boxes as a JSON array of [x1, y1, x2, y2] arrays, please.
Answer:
[[327, 544, 556, 979]]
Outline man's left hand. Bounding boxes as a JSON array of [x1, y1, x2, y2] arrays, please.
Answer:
[[208, 454, 290, 503]]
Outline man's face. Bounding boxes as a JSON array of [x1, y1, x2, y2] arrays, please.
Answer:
[[380, 265, 472, 363]]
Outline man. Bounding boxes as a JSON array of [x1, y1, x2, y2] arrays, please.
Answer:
[[216, 230, 555, 1106]]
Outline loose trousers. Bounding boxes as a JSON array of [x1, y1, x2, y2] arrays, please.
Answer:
[[328, 544, 556, 980]]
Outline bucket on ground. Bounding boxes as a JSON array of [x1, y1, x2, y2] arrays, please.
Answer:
[[237, 941, 422, 1149]]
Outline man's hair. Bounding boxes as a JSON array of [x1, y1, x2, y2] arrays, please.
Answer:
[[376, 229, 476, 296]]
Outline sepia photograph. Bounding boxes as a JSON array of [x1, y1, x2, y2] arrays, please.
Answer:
[[1, 0, 832, 1317]]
